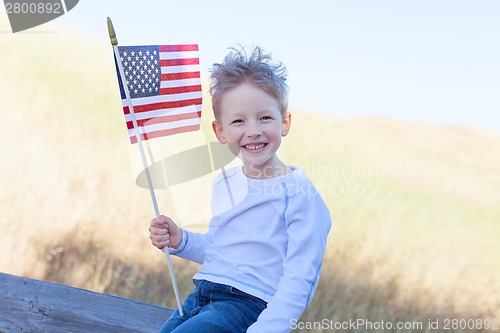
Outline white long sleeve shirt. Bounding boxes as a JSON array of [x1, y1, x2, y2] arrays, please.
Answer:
[[169, 166, 331, 332]]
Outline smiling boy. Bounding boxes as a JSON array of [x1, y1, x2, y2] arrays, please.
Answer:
[[149, 46, 331, 333], [212, 82, 291, 179]]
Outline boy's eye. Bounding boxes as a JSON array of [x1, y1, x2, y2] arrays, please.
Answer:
[[231, 119, 243, 124], [260, 116, 273, 121]]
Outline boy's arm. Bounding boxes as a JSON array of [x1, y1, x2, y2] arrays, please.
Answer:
[[164, 229, 213, 264], [247, 191, 331, 333]]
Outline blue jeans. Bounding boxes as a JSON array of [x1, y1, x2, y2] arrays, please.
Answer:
[[158, 279, 267, 333]]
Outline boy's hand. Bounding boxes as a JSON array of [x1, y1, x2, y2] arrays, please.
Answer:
[[149, 215, 182, 250]]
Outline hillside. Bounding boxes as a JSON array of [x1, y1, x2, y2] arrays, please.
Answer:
[[1, 21, 499, 331]]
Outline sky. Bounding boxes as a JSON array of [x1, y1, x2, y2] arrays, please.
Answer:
[[6, 0, 500, 132]]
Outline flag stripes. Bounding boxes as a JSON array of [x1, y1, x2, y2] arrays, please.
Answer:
[[124, 98, 203, 113], [161, 64, 200, 74], [161, 71, 200, 81], [129, 125, 201, 144], [160, 78, 201, 88], [128, 111, 202, 129], [123, 104, 202, 124], [158, 44, 199, 52], [160, 58, 199, 67], [160, 84, 202, 95]]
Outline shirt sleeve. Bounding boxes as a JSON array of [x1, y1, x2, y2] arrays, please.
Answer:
[[163, 228, 213, 264], [247, 183, 332, 333]]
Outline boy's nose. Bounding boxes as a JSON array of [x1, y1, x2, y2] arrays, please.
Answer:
[[246, 122, 262, 137]]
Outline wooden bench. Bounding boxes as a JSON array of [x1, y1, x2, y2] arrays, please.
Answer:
[[0, 272, 173, 333]]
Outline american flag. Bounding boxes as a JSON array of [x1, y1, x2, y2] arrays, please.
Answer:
[[115, 44, 202, 144]]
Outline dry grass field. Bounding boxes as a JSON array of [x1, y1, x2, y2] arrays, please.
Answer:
[[1, 22, 499, 332]]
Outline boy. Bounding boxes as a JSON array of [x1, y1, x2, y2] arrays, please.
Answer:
[[149, 46, 331, 333]]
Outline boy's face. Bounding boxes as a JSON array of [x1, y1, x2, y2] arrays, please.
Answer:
[[212, 83, 291, 179]]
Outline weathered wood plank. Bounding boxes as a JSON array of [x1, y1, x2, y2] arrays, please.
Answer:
[[0, 272, 173, 333]]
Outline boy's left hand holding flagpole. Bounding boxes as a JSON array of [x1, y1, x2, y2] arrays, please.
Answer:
[[107, 17, 184, 316]]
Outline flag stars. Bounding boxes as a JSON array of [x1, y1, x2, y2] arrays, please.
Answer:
[[119, 46, 163, 98]]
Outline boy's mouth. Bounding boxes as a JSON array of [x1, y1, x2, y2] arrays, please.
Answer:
[[242, 143, 267, 152]]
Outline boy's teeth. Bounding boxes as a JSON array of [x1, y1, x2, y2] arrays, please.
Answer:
[[245, 143, 265, 150]]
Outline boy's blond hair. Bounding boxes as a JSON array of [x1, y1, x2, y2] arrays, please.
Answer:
[[209, 46, 289, 119]]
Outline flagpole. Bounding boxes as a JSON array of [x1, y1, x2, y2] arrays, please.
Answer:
[[144, 143, 179, 224], [107, 17, 184, 316]]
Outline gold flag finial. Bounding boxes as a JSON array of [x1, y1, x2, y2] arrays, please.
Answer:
[[107, 17, 118, 46]]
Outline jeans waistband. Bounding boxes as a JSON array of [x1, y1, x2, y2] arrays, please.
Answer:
[[193, 279, 267, 306]]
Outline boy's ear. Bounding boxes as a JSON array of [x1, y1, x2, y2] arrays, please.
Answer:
[[212, 120, 227, 144], [281, 112, 292, 137]]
